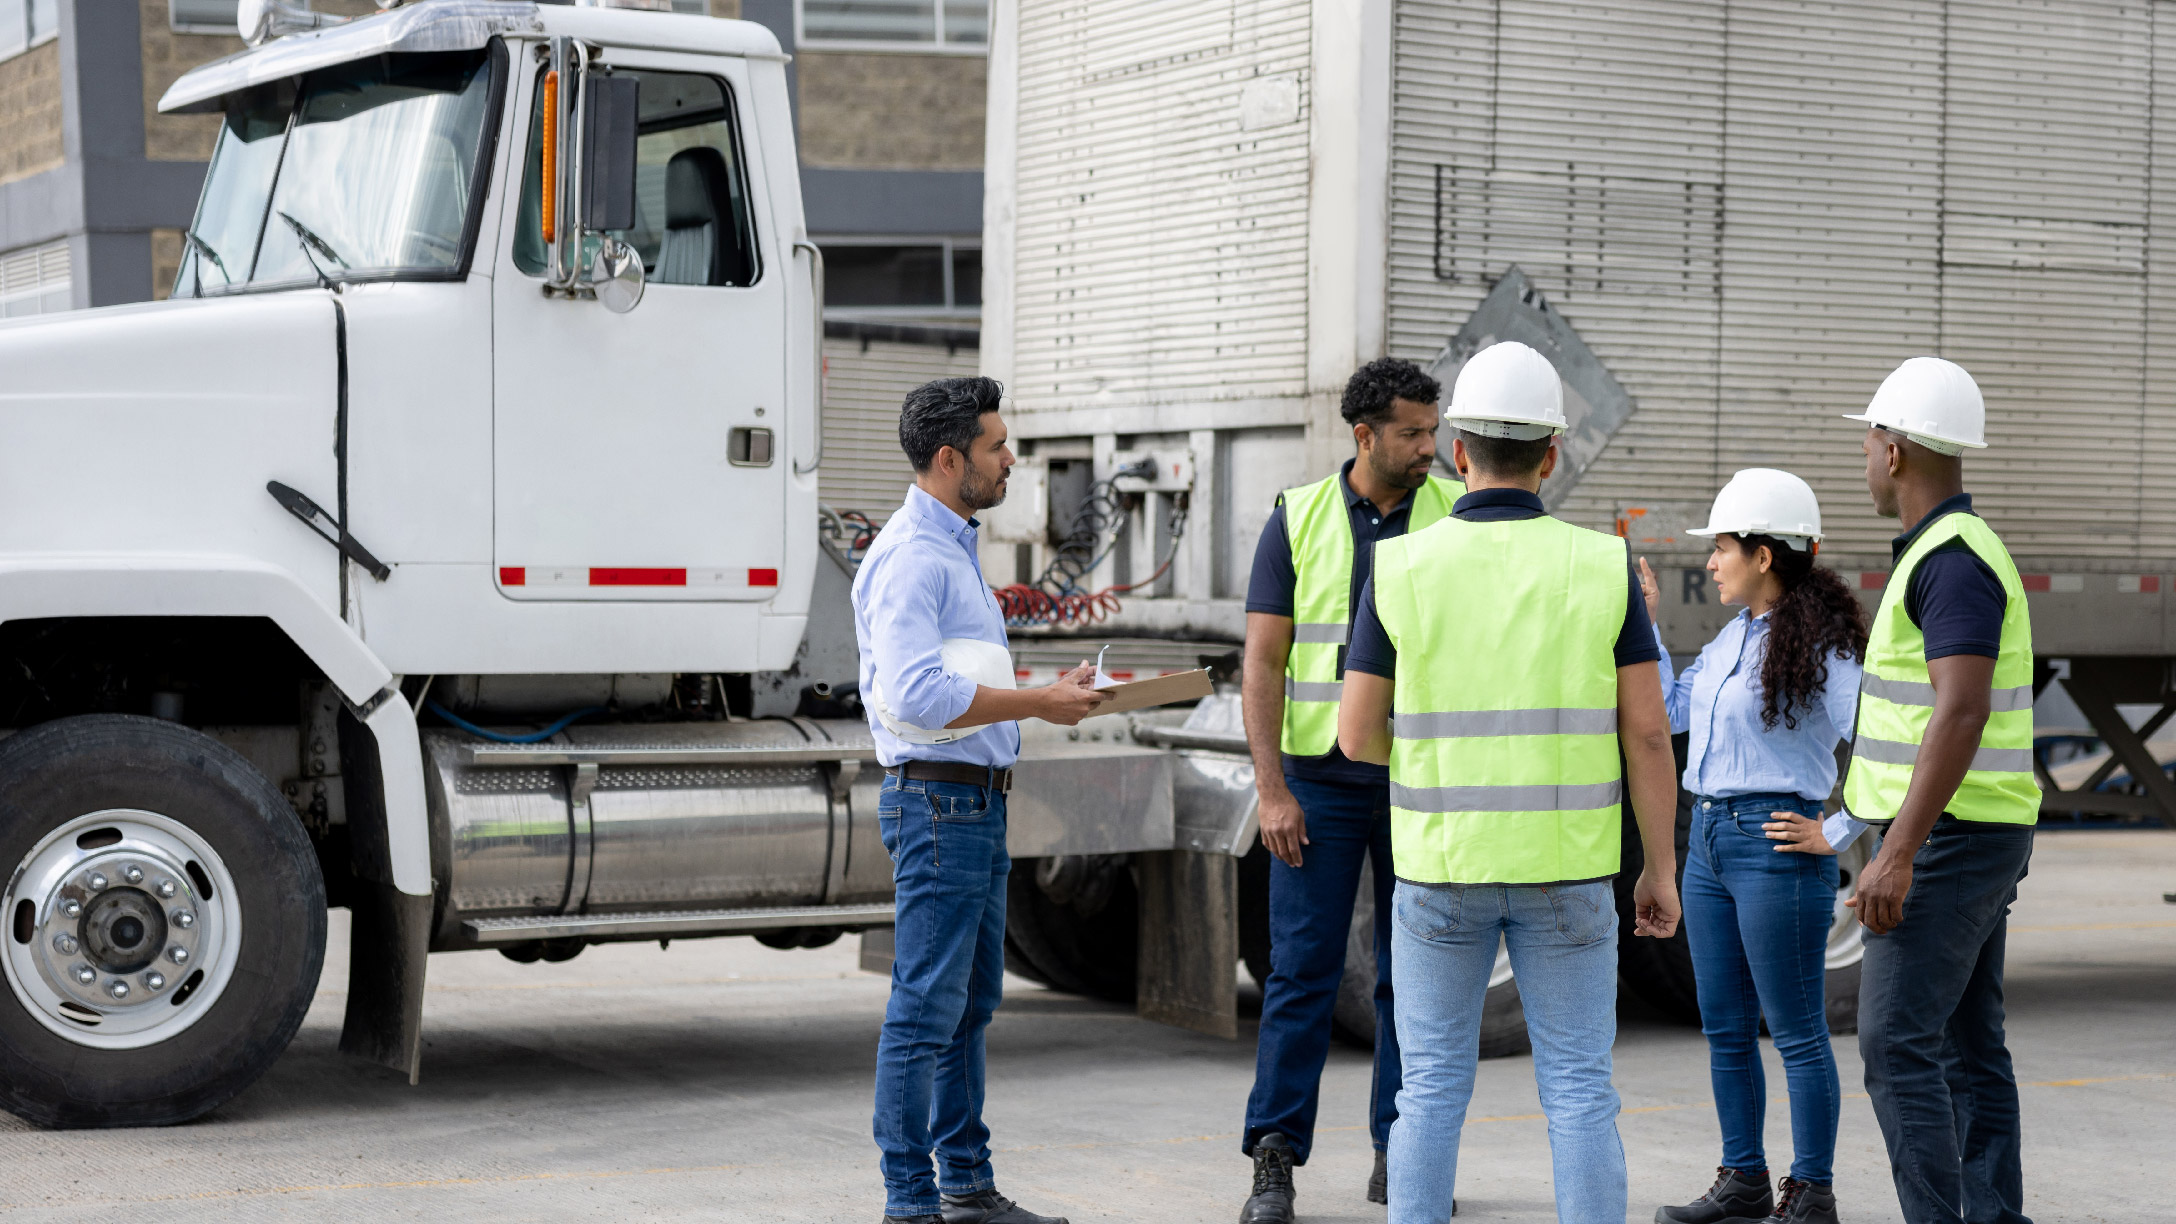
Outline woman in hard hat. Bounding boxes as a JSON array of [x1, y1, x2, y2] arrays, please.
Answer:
[[1641, 469, 1867, 1224]]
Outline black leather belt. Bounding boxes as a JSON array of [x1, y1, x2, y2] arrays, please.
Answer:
[[884, 761, 1014, 793]]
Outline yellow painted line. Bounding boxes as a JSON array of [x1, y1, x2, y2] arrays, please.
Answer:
[[2008, 919, 2176, 933]]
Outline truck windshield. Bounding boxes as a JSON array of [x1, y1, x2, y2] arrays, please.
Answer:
[[175, 48, 500, 297]]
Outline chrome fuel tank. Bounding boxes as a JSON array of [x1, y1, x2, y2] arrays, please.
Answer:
[[423, 718, 883, 949]]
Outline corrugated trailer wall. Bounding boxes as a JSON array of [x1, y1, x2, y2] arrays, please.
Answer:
[[1391, 0, 2176, 571], [819, 332, 982, 524]]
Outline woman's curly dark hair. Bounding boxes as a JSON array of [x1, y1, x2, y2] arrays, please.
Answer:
[[1735, 533, 1869, 731]]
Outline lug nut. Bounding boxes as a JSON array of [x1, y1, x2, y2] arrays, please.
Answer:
[[72, 964, 95, 985], [121, 865, 144, 885], [171, 910, 195, 930], [167, 946, 189, 965], [108, 980, 130, 1000], [156, 878, 177, 899], [144, 971, 165, 991], [60, 898, 81, 918], [86, 872, 108, 891], [51, 933, 77, 955]]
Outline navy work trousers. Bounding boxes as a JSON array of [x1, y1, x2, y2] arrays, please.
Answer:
[[1242, 771, 1401, 1161]]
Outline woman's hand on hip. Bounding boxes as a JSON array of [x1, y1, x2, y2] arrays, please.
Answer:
[[1762, 812, 1836, 854]]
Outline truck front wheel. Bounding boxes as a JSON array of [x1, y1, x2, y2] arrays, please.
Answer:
[[0, 715, 326, 1127]]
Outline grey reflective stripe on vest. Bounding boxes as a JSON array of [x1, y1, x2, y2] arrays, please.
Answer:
[[1394, 708, 1618, 739], [1284, 678, 1343, 702], [1861, 675, 2036, 713], [1292, 622, 1350, 645], [1851, 734, 2034, 774], [1390, 779, 1624, 813]]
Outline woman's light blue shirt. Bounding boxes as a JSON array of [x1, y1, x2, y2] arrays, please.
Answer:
[[1657, 610, 1862, 807]]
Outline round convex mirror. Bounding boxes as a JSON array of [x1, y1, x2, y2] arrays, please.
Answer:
[[591, 237, 645, 314]]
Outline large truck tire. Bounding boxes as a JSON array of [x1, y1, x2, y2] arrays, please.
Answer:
[[0, 715, 326, 1127], [1001, 855, 1137, 1002], [1615, 741, 1872, 1034]]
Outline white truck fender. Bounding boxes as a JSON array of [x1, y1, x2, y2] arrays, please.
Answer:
[[0, 555, 432, 897]]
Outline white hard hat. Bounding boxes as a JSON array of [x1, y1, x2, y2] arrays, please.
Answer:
[[868, 637, 1016, 745], [1446, 341, 1566, 441], [1842, 357, 1986, 455], [1688, 468, 1823, 551]]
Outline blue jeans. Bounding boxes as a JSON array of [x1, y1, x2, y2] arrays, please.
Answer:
[[1242, 772, 1401, 1161], [1859, 819, 2034, 1224], [1388, 879, 1625, 1224], [1684, 793, 1841, 1185], [872, 776, 1010, 1217]]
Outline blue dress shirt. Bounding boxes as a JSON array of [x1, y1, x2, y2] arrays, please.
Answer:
[[1657, 610, 1870, 850], [852, 485, 1021, 769]]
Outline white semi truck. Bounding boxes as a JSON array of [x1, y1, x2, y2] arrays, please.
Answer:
[[0, 0, 1259, 1129]]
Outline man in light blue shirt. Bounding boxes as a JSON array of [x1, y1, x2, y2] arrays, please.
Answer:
[[854, 376, 1105, 1224]]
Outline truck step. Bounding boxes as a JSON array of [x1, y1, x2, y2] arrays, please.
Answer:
[[462, 902, 895, 944]]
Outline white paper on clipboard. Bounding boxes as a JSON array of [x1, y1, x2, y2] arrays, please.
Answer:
[[1089, 645, 1214, 714]]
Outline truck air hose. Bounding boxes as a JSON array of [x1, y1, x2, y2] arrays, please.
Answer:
[[425, 699, 606, 745]]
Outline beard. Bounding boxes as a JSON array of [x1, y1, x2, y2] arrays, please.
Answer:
[[1366, 450, 1431, 492], [960, 467, 1008, 511]]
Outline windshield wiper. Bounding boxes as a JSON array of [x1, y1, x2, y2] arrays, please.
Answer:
[[277, 211, 352, 283], [182, 228, 232, 288]]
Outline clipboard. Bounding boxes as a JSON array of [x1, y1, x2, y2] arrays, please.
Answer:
[[1090, 645, 1214, 714]]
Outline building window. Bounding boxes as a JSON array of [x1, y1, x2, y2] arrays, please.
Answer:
[[797, 0, 987, 51], [819, 238, 980, 315], [0, 0, 58, 60], [0, 240, 72, 317], [169, 0, 238, 34]]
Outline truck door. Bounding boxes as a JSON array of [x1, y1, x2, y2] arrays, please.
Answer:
[[492, 53, 786, 602]]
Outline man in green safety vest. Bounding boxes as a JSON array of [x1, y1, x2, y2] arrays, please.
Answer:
[[1838, 358, 2038, 1224], [1336, 340, 1682, 1224], [1234, 358, 1463, 1223]]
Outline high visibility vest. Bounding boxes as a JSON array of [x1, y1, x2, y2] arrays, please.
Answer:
[[1279, 472, 1463, 758], [1372, 514, 1628, 884], [1843, 511, 2038, 826]]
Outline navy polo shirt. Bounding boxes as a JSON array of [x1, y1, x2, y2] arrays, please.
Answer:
[[1344, 488, 1662, 679], [1245, 458, 1421, 783], [1894, 494, 2007, 661]]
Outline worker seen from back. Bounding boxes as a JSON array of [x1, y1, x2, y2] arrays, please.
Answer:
[[1837, 358, 2039, 1224], [1236, 357, 1464, 1223], [1640, 469, 1868, 1224], [852, 376, 1108, 1224], [1337, 340, 1683, 1224]]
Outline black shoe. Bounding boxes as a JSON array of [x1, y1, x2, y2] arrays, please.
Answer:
[[939, 1189, 1068, 1224], [1241, 1132, 1297, 1224], [1656, 1167, 1772, 1224], [881, 1216, 942, 1224], [1727, 1177, 1836, 1224], [1369, 1148, 1387, 1205]]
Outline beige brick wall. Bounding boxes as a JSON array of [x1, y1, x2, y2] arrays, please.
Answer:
[[0, 40, 64, 186], [797, 52, 983, 171], [142, 0, 382, 162], [150, 227, 183, 298]]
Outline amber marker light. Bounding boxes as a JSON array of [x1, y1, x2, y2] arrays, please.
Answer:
[[540, 69, 560, 244]]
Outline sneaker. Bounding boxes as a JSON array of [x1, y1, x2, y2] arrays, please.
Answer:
[[1656, 1167, 1772, 1224], [939, 1189, 1069, 1224], [1730, 1177, 1836, 1224], [1240, 1133, 1297, 1224]]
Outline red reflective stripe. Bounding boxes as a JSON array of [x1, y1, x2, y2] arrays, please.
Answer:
[[2146, 575, 2164, 593], [747, 568, 779, 587], [499, 567, 525, 586], [590, 568, 687, 586], [1859, 571, 1887, 590], [2021, 574, 2051, 592]]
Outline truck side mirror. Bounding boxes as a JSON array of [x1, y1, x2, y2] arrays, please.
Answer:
[[583, 75, 639, 233]]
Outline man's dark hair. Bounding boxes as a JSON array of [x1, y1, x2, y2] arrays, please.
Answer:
[[1455, 428, 1553, 476], [899, 376, 1004, 472], [1341, 357, 1441, 428]]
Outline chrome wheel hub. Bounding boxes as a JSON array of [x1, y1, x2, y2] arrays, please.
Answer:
[[4, 810, 241, 1048]]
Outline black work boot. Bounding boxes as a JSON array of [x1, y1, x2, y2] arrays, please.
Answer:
[[1369, 1148, 1387, 1205], [880, 1216, 942, 1224], [939, 1189, 1068, 1224], [1241, 1132, 1297, 1224], [1735, 1177, 1837, 1224], [1655, 1167, 1772, 1224]]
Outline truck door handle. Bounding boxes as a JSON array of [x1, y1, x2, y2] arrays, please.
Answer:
[[793, 240, 824, 476], [267, 481, 393, 581]]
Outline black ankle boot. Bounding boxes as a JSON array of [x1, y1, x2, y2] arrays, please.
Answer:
[[1368, 1148, 1387, 1205], [938, 1189, 1067, 1224], [1241, 1133, 1297, 1224], [1656, 1167, 1772, 1224], [880, 1216, 941, 1224], [1737, 1177, 1836, 1224]]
